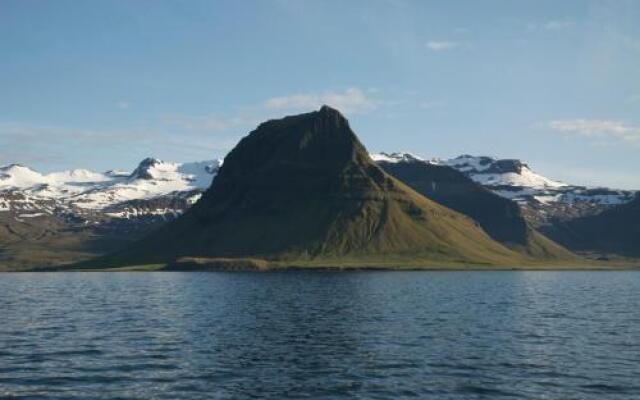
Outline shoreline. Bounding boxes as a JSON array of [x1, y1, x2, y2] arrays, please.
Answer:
[[9, 263, 640, 273], [6, 254, 640, 273]]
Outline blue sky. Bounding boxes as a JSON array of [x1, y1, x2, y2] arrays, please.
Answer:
[[1, 0, 639, 188]]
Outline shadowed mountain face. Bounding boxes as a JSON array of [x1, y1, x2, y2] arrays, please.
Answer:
[[543, 194, 640, 257], [378, 160, 528, 244], [377, 159, 576, 259], [97, 106, 522, 267]]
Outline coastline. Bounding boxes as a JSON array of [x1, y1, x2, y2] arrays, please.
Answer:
[[10, 256, 640, 273]]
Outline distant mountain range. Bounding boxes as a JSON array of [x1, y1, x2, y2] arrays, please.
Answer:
[[373, 153, 635, 224], [541, 193, 640, 258], [0, 157, 220, 216], [0, 111, 637, 269], [374, 155, 574, 260], [0, 159, 220, 269], [372, 153, 638, 259], [2, 153, 632, 226]]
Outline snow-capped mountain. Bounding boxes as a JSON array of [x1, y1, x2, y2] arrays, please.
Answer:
[[370, 152, 425, 164], [2, 153, 635, 227], [440, 155, 634, 205], [441, 155, 567, 191], [0, 157, 223, 269], [371, 152, 637, 226], [0, 158, 221, 222], [1, 152, 636, 270]]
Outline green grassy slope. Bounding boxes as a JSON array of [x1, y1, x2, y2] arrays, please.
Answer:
[[83, 106, 525, 269], [378, 160, 577, 260]]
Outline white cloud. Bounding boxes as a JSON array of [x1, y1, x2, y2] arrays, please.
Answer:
[[426, 41, 461, 51], [548, 119, 640, 142], [264, 87, 379, 115]]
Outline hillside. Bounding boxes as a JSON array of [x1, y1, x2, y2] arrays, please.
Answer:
[[542, 194, 640, 258], [440, 154, 635, 227], [0, 159, 220, 270], [88, 106, 524, 269], [3, 144, 636, 269], [373, 154, 576, 260]]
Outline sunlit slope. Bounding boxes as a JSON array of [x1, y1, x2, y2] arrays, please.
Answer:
[[88, 106, 523, 268], [377, 159, 577, 260]]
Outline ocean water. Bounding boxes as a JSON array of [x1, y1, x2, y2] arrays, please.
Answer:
[[1, 271, 639, 399]]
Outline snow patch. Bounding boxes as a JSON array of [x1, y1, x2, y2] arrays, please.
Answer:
[[370, 152, 425, 164], [17, 213, 47, 218]]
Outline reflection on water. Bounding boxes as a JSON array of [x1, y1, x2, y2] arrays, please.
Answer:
[[1, 271, 640, 399]]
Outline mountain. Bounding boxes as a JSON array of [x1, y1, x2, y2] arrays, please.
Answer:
[[2, 133, 636, 270], [90, 106, 523, 269], [372, 153, 575, 259], [440, 155, 636, 227], [0, 159, 220, 270], [0, 158, 220, 210], [541, 194, 640, 258]]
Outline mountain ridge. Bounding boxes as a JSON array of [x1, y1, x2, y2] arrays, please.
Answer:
[[87, 106, 524, 268], [541, 193, 640, 258], [0, 124, 637, 270], [374, 154, 576, 260]]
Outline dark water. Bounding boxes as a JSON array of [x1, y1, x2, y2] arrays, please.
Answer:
[[1, 272, 639, 399]]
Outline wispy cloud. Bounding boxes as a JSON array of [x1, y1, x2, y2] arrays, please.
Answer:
[[618, 33, 640, 52], [161, 115, 256, 132], [426, 41, 461, 51], [115, 100, 131, 110], [544, 20, 574, 31], [525, 19, 575, 33], [264, 87, 379, 115], [0, 120, 241, 169], [628, 94, 640, 104], [418, 100, 446, 109], [548, 119, 640, 142], [2, 86, 381, 169]]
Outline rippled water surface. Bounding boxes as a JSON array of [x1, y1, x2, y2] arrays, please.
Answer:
[[1, 271, 640, 399]]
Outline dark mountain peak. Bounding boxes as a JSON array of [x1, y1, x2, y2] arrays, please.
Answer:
[[317, 104, 348, 125], [137, 157, 162, 166], [255, 105, 349, 132], [318, 104, 341, 115], [447, 155, 531, 175], [214, 106, 370, 188], [2, 163, 23, 169], [129, 157, 163, 180], [1, 163, 32, 172], [486, 159, 528, 174], [455, 154, 494, 163]]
